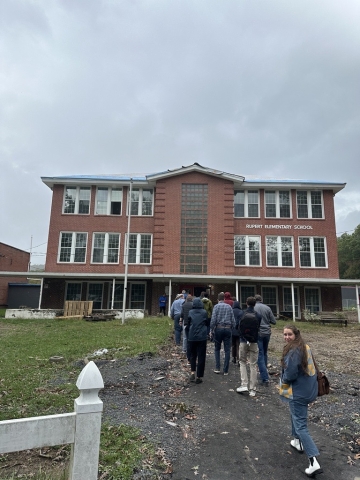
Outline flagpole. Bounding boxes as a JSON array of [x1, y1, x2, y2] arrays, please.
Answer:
[[122, 179, 132, 324]]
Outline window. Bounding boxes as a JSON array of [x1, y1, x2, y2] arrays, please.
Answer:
[[58, 232, 87, 263], [125, 234, 152, 264], [66, 283, 82, 301], [87, 283, 103, 309], [63, 186, 90, 214], [234, 236, 261, 266], [240, 286, 255, 310], [108, 283, 124, 309], [296, 191, 323, 219], [304, 287, 321, 313], [261, 286, 278, 316], [130, 283, 146, 309], [96, 187, 122, 215], [265, 191, 291, 218], [234, 190, 259, 217], [299, 237, 327, 268], [128, 188, 153, 216], [92, 233, 120, 263], [266, 236, 293, 267], [283, 286, 300, 318], [180, 184, 208, 274]]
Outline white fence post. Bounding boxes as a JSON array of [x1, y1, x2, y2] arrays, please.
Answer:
[[68, 361, 104, 480]]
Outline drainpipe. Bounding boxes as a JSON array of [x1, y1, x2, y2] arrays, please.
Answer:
[[291, 282, 296, 322], [111, 278, 115, 310], [168, 279, 172, 317], [38, 277, 44, 310], [356, 284, 360, 324]]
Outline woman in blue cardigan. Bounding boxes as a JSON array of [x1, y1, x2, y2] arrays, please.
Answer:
[[280, 325, 322, 478]]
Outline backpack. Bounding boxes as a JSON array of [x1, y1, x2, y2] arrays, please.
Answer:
[[239, 311, 259, 343]]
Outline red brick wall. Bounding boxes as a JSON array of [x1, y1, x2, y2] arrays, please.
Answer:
[[44, 175, 341, 283], [0, 243, 29, 305]]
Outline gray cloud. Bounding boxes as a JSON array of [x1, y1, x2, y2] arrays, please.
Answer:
[[1, 0, 359, 258]]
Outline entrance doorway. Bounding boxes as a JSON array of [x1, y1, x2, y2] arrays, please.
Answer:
[[179, 285, 207, 298]]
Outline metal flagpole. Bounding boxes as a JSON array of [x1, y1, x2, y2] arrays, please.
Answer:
[[122, 180, 132, 324]]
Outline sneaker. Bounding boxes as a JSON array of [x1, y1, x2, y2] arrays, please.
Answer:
[[223, 372, 229, 376], [214, 369, 221, 374], [195, 378, 203, 384], [236, 386, 249, 393], [187, 362, 191, 367], [249, 390, 256, 397], [290, 438, 304, 453], [189, 373, 195, 382], [262, 380, 270, 387], [305, 457, 323, 477]]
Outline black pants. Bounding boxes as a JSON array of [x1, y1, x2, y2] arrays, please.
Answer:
[[232, 335, 240, 360], [188, 340, 207, 378]]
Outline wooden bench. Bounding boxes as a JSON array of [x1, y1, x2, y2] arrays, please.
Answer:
[[318, 311, 348, 327]]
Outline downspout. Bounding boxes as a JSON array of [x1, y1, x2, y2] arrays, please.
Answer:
[[291, 282, 296, 322], [38, 277, 44, 310], [356, 284, 360, 324], [168, 279, 172, 317], [111, 278, 115, 310]]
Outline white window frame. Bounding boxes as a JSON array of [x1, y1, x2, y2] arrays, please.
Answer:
[[298, 236, 327, 268], [63, 186, 91, 214], [65, 282, 82, 302], [91, 233, 120, 264], [304, 287, 322, 313], [296, 190, 324, 219], [234, 235, 261, 266], [234, 190, 259, 218], [58, 232, 87, 263], [127, 188, 154, 216], [95, 187, 123, 215], [282, 286, 300, 318], [124, 233, 152, 265], [264, 190, 292, 218], [87, 282, 104, 310], [261, 285, 278, 316], [266, 236, 294, 267]]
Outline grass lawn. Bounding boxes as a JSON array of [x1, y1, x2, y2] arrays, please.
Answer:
[[0, 315, 173, 479]]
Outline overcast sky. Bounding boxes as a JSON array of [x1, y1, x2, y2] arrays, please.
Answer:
[[1, 0, 359, 265]]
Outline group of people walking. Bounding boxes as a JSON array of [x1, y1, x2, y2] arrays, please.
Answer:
[[170, 291, 323, 478]]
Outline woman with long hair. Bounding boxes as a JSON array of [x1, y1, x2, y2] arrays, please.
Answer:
[[280, 325, 323, 477]]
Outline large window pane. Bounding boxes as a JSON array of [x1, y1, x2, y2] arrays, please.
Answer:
[[305, 288, 320, 313], [88, 284, 103, 309]]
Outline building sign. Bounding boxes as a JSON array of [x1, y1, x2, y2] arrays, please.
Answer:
[[246, 224, 313, 230]]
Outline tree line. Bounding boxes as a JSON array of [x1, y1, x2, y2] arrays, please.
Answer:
[[337, 224, 360, 279]]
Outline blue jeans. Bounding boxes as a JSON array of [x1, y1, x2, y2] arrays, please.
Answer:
[[214, 328, 232, 373], [289, 400, 319, 458], [173, 315, 182, 345], [257, 334, 270, 382]]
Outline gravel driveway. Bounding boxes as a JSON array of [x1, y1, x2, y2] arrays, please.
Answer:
[[98, 327, 360, 479]]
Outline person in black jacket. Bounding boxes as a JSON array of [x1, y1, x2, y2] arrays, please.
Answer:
[[187, 297, 208, 384], [231, 301, 243, 364]]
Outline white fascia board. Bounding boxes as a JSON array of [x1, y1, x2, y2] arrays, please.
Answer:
[[41, 176, 150, 189], [1, 271, 360, 285], [147, 164, 245, 184], [243, 180, 346, 194]]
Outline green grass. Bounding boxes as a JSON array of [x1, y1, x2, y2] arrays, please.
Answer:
[[0, 316, 173, 479]]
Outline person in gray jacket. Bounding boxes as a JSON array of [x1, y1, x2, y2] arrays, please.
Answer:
[[254, 294, 276, 385]]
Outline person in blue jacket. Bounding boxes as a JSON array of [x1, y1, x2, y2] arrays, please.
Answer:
[[280, 324, 322, 478], [187, 297, 208, 384]]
